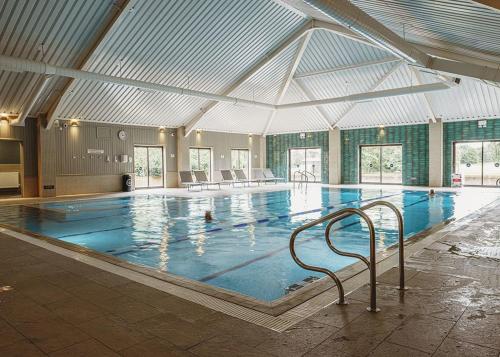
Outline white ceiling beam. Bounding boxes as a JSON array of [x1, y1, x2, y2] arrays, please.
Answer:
[[410, 67, 437, 123], [280, 81, 453, 110], [45, 0, 132, 130], [262, 31, 313, 136], [293, 79, 334, 130], [279, 1, 500, 84], [0, 55, 458, 114], [302, 0, 431, 65], [10, 75, 52, 126], [333, 61, 403, 127], [428, 57, 500, 83], [294, 57, 399, 79], [316, 21, 500, 71], [184, 20, 315, 137], [0, 55, 275, 110]]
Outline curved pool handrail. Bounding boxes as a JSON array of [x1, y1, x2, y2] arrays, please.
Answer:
[[289, 207, 377, 309], [303, 170, 316, 182], [325, 218, 370, 268], [326, 200, 406, 290]]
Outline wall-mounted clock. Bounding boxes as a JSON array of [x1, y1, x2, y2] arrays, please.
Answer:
[[118, 130, 127, 141]]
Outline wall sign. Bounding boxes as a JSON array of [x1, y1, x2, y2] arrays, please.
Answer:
[[87, 149, 104, 154]]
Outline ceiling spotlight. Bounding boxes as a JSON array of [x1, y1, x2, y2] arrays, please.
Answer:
[[70, 119, 79, 127], [159, 126, 165, 133]]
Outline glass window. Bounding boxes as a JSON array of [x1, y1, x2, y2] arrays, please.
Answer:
[[360, 145, 402, 184], [189, 148, 212, 180], [134, 146, 164, 188], [289, 148, 321, 182], [231, 149, 249, 177], [454, 140, 500, 186]]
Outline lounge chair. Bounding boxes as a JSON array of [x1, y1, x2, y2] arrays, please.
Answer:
[[179, 171, 203, 191], [253, 168, 277, 184], [220, 170, 246, 187], [193, 170, 221, 190], [233, 169, 259, 186], [263, 168, 285, 183]]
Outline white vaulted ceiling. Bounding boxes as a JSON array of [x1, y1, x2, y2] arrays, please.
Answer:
[[1, 0, 500, 133]]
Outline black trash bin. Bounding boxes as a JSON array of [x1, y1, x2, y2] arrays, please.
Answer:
[[122, 174, 133, 192]]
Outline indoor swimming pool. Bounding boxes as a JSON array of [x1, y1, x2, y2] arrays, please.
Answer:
[[0, 187, 496, 302]]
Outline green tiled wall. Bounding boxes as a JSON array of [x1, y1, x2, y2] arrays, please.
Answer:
[[266, 132, 329, 183], [443, 119, 500, 186], [341, 124, 429, 186]]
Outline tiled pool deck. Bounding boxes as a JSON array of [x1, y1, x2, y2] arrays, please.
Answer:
[[0, 197, 499, 356]]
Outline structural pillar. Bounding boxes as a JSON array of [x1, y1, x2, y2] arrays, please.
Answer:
[[428, 120, 443, 187], [37, 120, 57, 197], [260, 136, 266, 169], [329, 128, 341, 185]]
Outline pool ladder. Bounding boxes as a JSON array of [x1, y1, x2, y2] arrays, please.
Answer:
[[293, 170, 316, 189], [289, 200, 406, 312]]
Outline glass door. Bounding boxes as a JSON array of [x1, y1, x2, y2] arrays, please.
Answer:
[[360, 146, 381, 183], [190, 147, 212, 180], [360, 145, 402, 184], [381, 145, 403, 184], [289, 148, 322, 182], [454, 140, 500, 186], [231, 149, 249, 177], [483, 141, 500, 186], [134, 146, 164, 189]]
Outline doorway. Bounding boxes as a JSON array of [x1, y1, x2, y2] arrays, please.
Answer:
[[134, 146, 164, 189], [360, 145, 403, 184], [454, 140, 500, 186], [0, 140, 22, 198], [289, 147, 322, 182]]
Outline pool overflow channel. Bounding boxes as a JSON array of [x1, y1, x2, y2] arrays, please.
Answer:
[[290, 200, 406, 312]]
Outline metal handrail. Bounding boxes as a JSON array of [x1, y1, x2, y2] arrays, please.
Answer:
[[303, 170, 316, 182], [325, 200, 406, 290], [289, 207, 377, 310], [293, 170, 309, 189]]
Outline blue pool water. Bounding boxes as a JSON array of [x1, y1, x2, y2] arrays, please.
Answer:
[[0, 187, 496, 301]]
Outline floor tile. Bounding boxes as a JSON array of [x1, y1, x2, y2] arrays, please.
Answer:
[[368, 341, 430, 356], [134, 313, 217, 350], [387, 314, 455, 354], [191, 335, 273, 357], [44, 297, 107, 325], [78, 316, 151, 351], [121, 338, 196, 357], [49, 338, 119, 357], [434, 337, 500, 357], [0, 319, 25, 348], [0, 339, 46, 356], [256, 319, 336, 357], [13, 317, 89, 353]]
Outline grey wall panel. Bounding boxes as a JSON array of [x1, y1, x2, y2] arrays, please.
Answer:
[[0, 140, 20, 164], [177, 130, 263, 180], [53, 121, 176, 177]]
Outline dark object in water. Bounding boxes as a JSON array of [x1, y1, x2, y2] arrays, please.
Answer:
[[429, 189, 435, 196], [205, 210, 213, 221]]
